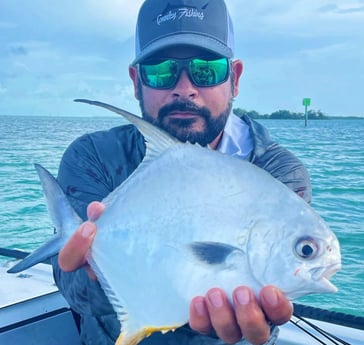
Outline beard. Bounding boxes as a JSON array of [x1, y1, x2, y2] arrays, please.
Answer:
[[139, 98, 232, 147]]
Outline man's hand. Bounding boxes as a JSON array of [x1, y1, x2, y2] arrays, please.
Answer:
[[58, 201, 293, 344], [189, 286, 293, 345], [58, 201, 105, 279]]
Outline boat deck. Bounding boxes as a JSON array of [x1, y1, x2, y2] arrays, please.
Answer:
[[0, 262, 80, 344]]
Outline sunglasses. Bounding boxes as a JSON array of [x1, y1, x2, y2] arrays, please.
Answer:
[[138, 57, 231, 89]]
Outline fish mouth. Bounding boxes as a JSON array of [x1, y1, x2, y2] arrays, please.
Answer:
[[311, 263, 341, 292]]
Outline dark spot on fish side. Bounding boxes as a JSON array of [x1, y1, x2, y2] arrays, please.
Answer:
[[189, 242, 237, 265]]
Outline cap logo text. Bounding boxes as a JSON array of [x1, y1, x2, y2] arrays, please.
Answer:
[[157, 7, 205, 25]]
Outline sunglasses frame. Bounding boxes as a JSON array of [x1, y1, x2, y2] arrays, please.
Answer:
[[138, 57, 231, 90]]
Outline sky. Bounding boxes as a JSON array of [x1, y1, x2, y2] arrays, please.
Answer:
[[1, 0, 363, 117]]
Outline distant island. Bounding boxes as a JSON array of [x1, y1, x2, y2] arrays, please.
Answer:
[[233, 108, 363, 120]]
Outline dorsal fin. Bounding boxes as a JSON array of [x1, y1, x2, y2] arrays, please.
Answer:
[[74, 99, 179, 160]]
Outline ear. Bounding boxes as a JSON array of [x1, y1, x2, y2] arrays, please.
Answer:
[[231, 60, 243, 97], [129, 65, 141, 100]]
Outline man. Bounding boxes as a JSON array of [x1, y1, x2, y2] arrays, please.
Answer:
[[54, 0, 311, 344]]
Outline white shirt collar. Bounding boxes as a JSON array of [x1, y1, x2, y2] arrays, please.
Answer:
[[216, 113, 253, 160]]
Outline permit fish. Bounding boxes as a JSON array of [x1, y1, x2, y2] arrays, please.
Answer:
[[8, 100, 341, 345]]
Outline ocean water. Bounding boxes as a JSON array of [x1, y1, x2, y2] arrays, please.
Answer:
[[0, 115, 363, 317]]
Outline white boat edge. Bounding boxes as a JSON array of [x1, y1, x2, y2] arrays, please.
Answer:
[[1, 260, 363, 345]]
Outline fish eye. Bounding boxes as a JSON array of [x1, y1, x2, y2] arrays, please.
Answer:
[[295, 237, 319, 259]]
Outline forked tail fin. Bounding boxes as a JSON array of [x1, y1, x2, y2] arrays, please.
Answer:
[[7, 164, 82, 273]]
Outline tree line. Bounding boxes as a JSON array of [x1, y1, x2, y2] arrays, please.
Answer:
[[233, 108, 328, 120]]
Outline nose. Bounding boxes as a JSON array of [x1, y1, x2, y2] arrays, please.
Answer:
[[171, 71, 198, 99]]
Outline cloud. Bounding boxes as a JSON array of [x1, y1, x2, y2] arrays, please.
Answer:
[[318, 3, 364, 14], [0, 83, 7, 95], [9, 45, 28, 56], [229, 0, 364, 37], [0, 20, 16, 28], [337, 5, 364, 14], [0, 0, 363, 117], [0, 0, 143, 46]]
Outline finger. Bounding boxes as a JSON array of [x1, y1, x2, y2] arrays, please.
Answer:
[[260, 286, 293, 325], [189, 296, 213, 335], [87, 201, 105, 221], [58, 221, 96, 272], [205, 288, 242, 344], [233, 286, 270, 345]]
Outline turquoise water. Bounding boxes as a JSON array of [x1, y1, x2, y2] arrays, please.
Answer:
[[0, 116, 363, 317]]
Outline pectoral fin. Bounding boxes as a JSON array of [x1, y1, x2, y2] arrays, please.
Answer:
[[188, 241, 243, 265]]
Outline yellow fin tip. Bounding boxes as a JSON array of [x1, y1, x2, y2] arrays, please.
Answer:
[[115, 325, 179, 345]]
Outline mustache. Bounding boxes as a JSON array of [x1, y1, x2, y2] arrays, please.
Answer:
[[158, 100, 211, 121]]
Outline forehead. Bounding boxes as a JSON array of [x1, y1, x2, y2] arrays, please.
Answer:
[[145, 45, 222, 60]]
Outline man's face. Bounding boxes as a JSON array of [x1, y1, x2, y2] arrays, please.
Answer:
[[129, 47, 243, 148]]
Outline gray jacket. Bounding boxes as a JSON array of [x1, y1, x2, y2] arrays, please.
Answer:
[[52, 115, 311, 344]]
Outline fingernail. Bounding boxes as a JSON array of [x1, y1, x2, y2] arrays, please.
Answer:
[[263, 287, 279, 307], [235, 287, 251, 305], [81, 222, 95, 238], [208, 290, 224, 308], [193, 299, 207, 317]]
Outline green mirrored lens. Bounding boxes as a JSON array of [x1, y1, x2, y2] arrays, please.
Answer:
[[140, 60, 177, 89], [189, 58, 229, 86]]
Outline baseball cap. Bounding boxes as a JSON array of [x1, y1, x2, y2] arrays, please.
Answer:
[[132, 0, 235, 65]]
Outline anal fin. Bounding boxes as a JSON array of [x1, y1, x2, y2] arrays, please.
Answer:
[[115, 325, 179, 345]]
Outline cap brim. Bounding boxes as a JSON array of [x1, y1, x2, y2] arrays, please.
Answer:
[[132, 33, 233, 65]]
